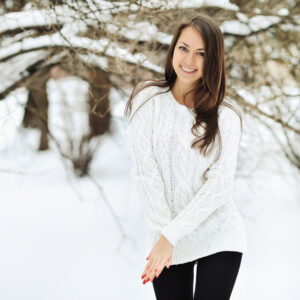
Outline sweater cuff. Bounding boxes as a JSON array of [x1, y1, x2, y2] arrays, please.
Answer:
[[161, 222, 182, 247]]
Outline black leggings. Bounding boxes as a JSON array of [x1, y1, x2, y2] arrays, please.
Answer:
[[152, 251, 243, 300]]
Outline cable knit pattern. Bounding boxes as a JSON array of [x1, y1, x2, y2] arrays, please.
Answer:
[[126, 84, 247, 265]]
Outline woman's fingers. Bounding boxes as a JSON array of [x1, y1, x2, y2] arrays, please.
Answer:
[[155, 260, 170, 278], [145, 259, 153, 271], [142, 257, 172, 284], [149, 260, 168, 281], [166, 256, 172, 268], [147, 261, 157, 280], [142, 258, 154, 280], [154, 266, 163, 279], [149, 263, 161, 282], [143, 259, 159, 282]]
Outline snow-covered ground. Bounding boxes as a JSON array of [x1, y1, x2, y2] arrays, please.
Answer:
[[0, 84, 299, 300]]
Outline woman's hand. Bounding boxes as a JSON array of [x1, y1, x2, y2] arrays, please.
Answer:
[[141, 234, 174, 284]]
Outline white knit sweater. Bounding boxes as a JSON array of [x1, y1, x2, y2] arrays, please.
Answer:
[[126, 84, 247, 265]]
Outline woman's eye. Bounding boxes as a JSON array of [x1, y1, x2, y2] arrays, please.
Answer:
[[179, 46, 204, 57]]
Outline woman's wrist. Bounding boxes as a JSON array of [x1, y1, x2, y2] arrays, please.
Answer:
[[160, 234, 173, 247]]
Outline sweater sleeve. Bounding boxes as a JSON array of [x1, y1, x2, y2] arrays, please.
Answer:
[[126, 86, 172, 234], [160, 107, 242, 247]]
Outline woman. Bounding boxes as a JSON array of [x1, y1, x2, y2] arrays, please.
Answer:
[[124, 14, 247, 300]]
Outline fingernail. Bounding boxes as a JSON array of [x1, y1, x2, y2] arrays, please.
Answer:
[[143, 280, 146, 284], [141, 274, 145, 279]]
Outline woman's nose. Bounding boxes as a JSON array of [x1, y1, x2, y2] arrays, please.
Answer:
[[184, 53, 195, 67]]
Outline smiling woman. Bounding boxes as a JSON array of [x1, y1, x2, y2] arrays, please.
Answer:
[[124, 13, 245, 300], [172, 26, 206, 107]]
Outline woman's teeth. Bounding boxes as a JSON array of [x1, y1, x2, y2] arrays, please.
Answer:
[[181, 65, 196, 73]]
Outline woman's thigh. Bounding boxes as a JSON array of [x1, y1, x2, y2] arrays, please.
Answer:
[[152, 259, 196, 300], [194, 251, 243, 300]]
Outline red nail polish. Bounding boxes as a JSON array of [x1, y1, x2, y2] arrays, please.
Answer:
[[141, 274, 145, 279]]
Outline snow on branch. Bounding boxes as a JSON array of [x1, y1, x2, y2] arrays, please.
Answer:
[[0, 50, 49, 95], [221, 14, 282, 35], [0, 30, 163, 73]]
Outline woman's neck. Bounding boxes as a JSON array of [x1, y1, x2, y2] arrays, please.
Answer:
[[171, 80, 195, 108]]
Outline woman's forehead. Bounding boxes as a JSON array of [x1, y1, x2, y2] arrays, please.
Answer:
[[177, 27, 205, 49]]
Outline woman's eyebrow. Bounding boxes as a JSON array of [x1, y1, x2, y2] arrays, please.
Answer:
[[180, 41, 205, 51]]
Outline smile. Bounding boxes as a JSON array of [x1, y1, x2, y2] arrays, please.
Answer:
[[180, 65, 197, 73]]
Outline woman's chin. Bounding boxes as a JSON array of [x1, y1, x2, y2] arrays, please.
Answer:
[[177, 76, 200, 85]]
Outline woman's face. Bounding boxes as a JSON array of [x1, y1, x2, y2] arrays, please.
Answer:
[[172, 26, 205, 89]]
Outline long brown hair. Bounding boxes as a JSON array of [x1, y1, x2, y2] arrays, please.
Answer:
[[124, 14, 243, 156]]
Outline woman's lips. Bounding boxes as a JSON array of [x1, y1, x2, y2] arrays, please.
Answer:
[[180, 65, 197, 74]]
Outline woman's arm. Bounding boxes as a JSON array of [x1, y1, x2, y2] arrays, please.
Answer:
[[160, 107, 242, 247], [127, 86, 172, 234]]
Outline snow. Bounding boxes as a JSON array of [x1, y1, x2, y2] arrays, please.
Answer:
[[234, 87, 257, 105], [90, 0, 239, 11], [280, 23, 300, 32], [107, 21, 172, 44], [236, 12, 248, 22], [0, 80, 300, 300], [1, 4, 295, 94], [0, 9, 59, 34], [253, 8, 262, 14], [223, 36, 235, 48], [1, 30, 36, 48], [0, 6, 171, 62], [293, 15, 300, 25], [249, 15, 281, 32], [220, 20, 251, 35], [0, 50, 49, 94], [282, 86, 300, 96], [0, 32, 162, 78], [277, 8, 289, 16], [173, 0, 238, 10], [46, 77, 91, 160], [77, 54, 109, 71], [221, 15, 281, 35], [233, 86, 300, 128]]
